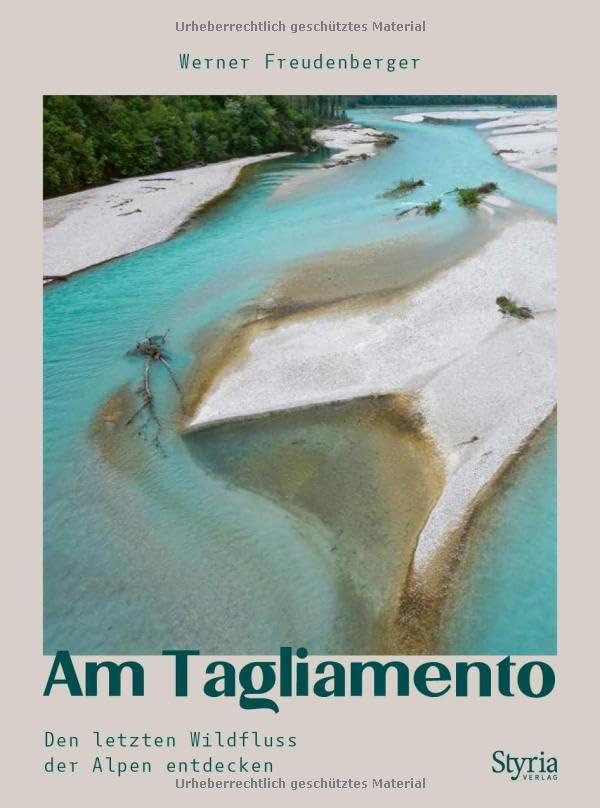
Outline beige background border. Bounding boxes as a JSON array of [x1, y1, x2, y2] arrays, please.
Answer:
[[2, 0, 596, 803]]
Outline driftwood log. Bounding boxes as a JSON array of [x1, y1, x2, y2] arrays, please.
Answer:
[[126, 330, 182, 454]]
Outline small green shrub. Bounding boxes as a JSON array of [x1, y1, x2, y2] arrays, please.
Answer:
[[456, 182, 498, 208], [477, 182, 498, 194], [423, 199, 442, 215], [496, 295, 534, 319], [376, 132, 399, 146], [382, 178, 425, 198]]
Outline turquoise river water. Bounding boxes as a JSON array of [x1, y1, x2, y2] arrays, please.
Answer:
[[44, 107, 557, 654]]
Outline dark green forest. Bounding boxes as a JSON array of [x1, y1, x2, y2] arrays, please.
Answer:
[[348, 95, 557, 107], [43, 95, 344, 198], [43, 95, 556, 198]]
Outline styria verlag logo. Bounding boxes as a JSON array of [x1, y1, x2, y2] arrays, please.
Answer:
[[491, 751, 558, 781]]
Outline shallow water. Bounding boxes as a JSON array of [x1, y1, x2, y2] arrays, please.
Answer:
[[186, 397, 444, 654], [44, 107, 557, 653], [439, 416, 557, 654]]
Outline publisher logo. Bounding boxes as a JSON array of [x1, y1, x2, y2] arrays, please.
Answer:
[[491, 750, 558, 781]]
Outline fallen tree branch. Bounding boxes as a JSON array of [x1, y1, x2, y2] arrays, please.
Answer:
[[125, 330, 182, 454]]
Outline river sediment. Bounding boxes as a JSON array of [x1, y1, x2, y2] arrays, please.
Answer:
[[43, 152, 292, 280], [185, 394, 444, 653], [185, 216, 556, 652], [397, 411, 557, 654], [45, 106, 556, 654]]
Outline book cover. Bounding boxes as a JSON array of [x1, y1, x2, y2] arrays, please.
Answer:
[[3, 0, 594, 804]]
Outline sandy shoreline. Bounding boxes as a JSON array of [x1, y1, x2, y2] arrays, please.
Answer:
[[269, 122, 396, 202], [477, 110, 557, 185], [394, 108, 557, 185], [43, 153, 291, 280], [43, 123, 394, 281], [312, 122, 395, 164], [187, 218, 556, 577]]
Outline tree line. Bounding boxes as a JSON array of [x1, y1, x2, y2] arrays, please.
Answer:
[[348, 95, 556, 107], [44, 95, 555, 198], [43, 95, 345, 198]]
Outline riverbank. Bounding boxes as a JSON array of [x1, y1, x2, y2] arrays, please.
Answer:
[[478, 111, 557, 185], [438, 412, 556, 654], [393, 108, 557, 185], [43, 153, 291, 280], [43, 123, 395, 281], [187, 217, 556, 581], [312, 122, 396, 165]]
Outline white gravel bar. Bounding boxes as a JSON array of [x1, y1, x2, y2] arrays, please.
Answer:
[[43, 153, 291, 279], [394, 110, 514, 124], [477, 111, 557, 184], [394, 108, 557, 184], [312, 123, 391, 162], [188, 219, 556, 574]]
